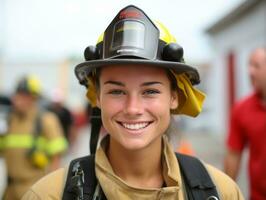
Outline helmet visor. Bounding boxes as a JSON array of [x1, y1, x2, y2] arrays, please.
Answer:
[[112, 20, 145, 50], [103, 5, 159, 60]]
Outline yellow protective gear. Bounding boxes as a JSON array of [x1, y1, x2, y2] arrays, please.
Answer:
[[0, 134, 68, 155], [173, 73, 205, 117]]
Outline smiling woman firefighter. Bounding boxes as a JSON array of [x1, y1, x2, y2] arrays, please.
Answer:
[[22, 5, 244, 200]]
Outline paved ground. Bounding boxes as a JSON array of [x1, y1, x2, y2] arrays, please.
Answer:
[[0, 126, 249, 198]]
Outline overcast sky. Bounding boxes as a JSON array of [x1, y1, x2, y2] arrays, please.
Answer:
[[2, 0, 244, 63]]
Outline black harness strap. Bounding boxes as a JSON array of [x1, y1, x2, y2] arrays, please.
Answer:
[[90, 108, 102, 155], [175, 153, 219, 200], [62, 155, 98, 200], [63, 153, 219, 200]]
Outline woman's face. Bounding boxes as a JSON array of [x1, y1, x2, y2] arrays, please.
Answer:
[[97, 65, 178, 151]]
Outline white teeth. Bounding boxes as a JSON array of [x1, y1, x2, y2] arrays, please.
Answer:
[[122, 122, 149, 130]]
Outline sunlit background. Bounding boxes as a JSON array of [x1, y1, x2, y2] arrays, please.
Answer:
[[0, 0, 265, 198]]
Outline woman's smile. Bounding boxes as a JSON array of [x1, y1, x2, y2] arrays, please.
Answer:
[[116, 120, 154, 133]]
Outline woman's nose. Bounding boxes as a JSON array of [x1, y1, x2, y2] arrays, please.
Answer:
[[123, 94, 143, 116]]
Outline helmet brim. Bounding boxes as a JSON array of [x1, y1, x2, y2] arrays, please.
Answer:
[[75, 58, 200, 86]]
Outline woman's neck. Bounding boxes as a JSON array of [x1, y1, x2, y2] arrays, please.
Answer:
[[107, 137, 164, 188]]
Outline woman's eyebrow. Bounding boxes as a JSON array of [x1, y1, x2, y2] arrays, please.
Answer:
[[103, 81, 162, 87], [141, 81, 162, 86], [104, 80, 125, 86]]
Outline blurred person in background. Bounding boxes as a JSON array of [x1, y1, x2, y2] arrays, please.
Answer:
[[23, 5, 243, 200], [0, 76, 68, 200], [47, 88, 76, 148], [224, 47, 266, 200]]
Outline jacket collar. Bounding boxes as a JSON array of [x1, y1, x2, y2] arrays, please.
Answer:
[[95, 135, 184, 199]]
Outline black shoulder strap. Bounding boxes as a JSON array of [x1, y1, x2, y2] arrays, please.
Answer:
[[62, 155, 99, 200], [175, 153, 219, 200], [90, 107, 102, 155], [63, 153, 219, 200]]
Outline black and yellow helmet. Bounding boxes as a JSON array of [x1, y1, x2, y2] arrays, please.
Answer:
[[75, 5, 200, 87], [75, 5, 205, 117], [15, 75, 41, 97]]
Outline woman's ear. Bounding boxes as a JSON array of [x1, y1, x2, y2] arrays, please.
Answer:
[[170, 91, 178, 110]]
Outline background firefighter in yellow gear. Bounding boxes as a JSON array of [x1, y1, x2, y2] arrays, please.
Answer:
[[0, 75, 68, 200]]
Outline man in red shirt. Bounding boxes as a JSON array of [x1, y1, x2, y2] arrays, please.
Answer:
[[225, 47, 266, 200]]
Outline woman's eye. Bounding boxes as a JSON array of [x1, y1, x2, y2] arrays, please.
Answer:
[[143, 89, 160, 95], [108, 90, 125, 95]]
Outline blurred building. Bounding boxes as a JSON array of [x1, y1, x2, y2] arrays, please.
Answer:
[[205, 0, 266, 134]]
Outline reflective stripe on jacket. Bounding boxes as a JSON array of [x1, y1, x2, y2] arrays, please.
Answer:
[[0, 133, 68, 156]]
